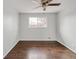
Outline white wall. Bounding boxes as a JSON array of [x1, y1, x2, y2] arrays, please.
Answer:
[[19, 13, 57, 41], [57, 11, 76, 53], [3, 0, 19, 57], [56, 0, 76, 53]]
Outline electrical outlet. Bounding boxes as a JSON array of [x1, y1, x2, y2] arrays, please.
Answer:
[[48, 37, 51, 39]]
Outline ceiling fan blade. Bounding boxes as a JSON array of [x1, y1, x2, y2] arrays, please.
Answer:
[[41, 0, 52, 3], [48, 3, 61, 6], [34, 6, 42, 9], [32, 0, 41, 4]]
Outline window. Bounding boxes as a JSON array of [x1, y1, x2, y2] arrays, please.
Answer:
[[29, 17, 47, 28]]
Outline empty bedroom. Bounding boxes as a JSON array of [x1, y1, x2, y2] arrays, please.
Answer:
[[3, 0, 76, 59]]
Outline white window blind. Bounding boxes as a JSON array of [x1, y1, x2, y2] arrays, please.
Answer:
[[29, 17, 47, 28]]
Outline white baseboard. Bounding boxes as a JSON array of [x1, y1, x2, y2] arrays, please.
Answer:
[[3, 39, 19, 58], [57, 40, 76, 53], [20, 39, 56, 41]]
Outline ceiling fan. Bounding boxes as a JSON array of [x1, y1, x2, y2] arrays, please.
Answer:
[[32, 0, 61, 11]]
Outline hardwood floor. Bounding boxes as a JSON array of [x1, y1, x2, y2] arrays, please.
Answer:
[[4, 41, 76, 59]]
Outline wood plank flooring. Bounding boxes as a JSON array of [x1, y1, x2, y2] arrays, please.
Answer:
[[4, 41, 76, 59]]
